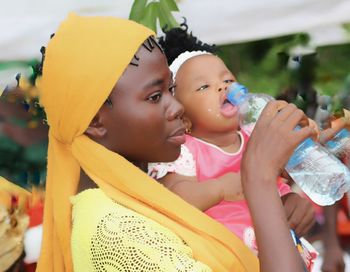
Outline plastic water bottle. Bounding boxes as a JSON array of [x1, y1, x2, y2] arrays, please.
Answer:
[[325, 128, 350, 159], [227, 82, 350, 206]]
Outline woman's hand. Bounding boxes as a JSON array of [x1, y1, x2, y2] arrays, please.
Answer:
[[241, 101, 317, 272], [242, 101, 317, 186], [308, 118, 320, 141]]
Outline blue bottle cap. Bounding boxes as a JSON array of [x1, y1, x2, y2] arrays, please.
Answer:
[[227, 82, 248, 105]]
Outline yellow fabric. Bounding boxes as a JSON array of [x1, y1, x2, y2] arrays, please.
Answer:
[[37, 13, 259, 272], [71, 188, 212, 271]]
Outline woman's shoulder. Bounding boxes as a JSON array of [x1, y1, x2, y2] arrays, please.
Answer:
[[71, 189, 212, 271], [71, 188, 124, 217], [71, 189, 171, 233], [71, 188, 185, 243], [71, 188, 164, 241]]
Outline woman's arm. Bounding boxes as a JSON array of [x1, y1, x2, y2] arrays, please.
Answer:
[[242, 101, 317, 272]]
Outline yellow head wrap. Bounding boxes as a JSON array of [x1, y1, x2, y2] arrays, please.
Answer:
[[37, 14, 258, 271]]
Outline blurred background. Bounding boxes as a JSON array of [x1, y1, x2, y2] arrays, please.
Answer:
[[0, 0, 350, 271], [1, 0, 349, 188]]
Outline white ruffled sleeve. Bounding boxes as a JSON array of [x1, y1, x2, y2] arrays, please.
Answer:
[[148, 145, 196, 179]]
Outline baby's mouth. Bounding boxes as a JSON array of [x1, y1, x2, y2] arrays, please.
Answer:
[[221, 98, 231, 108], [220, 95, 238, 118]]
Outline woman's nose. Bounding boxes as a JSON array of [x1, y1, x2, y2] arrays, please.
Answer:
[[166, 96, 184, 121]]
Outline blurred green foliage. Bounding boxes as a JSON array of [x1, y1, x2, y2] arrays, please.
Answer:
[[218, 34, 350, 100], [315, 44, 350, 96], [0, 134, 47, 188], [129, 0, 179, 32], [1, 1, 349, 188], [0, 61, 47, 188]]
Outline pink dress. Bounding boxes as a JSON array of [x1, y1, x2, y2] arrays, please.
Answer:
[[149, 131, 291, 253]]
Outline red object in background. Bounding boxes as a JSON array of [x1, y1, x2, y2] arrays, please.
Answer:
[[24, 263, 36, 272], [23, 200, 44, 272], [337, 194, 350, 236], [27, 200, 44, 228]]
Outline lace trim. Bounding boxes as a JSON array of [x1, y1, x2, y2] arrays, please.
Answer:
[[89, 206, 211, 271], [148, 145, 196, 179]]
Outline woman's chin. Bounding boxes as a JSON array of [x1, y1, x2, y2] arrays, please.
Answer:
[[152, 147, 181, 163]]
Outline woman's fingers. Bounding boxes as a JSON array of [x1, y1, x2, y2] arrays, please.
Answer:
[[244, 100, 317, 185], [256, 100, 287, 127], [293, 126, 318, 145]]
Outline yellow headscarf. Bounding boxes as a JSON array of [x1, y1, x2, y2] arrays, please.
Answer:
[[37, 14, 259, 271]]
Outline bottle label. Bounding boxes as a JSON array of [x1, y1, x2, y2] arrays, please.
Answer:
[[326, 128, 350, 157], [286, 137, 314, 169]]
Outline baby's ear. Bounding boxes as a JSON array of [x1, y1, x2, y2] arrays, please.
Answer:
[[183, 116, 192, 133], [85, 112, 107, 139]]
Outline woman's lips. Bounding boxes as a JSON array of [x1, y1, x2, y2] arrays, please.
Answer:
[[168, 127, 186, 145]]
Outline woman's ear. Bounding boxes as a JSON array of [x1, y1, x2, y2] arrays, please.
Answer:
[[183, 116, 192, 134], [85, 112, 107, 139]]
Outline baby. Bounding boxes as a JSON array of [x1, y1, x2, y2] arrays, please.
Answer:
[[149, 26, 318, 269]]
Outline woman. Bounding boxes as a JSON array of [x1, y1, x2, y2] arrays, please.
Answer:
[[37, 14, 316, 271]]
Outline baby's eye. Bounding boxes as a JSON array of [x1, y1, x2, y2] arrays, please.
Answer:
[[148, 92, 162, 103], [197, 84, 209, 91], [224, 79, 235, 84], [169, 84, 176, 96]]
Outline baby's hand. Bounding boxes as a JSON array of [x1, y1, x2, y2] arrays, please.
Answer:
[[281, 192, 315, 236], [218, 172, 244, 201]]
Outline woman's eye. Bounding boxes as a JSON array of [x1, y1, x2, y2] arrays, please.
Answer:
[[197, 84, 209, 91], [224, 79, 235, 84], [148, 93, 162, 103]]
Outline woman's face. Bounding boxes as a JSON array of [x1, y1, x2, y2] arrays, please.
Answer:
[[97, 43, 185, 164], [174, 54, 240, 137]]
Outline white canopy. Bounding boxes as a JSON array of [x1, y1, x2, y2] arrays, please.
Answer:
[[0, 0, 349, 61]]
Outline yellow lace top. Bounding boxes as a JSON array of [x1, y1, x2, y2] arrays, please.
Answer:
[[71, 189, 212, 271]]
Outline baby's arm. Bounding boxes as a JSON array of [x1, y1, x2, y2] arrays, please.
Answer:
[[159, 172, 243, 211], [281, 192, 315, 236]]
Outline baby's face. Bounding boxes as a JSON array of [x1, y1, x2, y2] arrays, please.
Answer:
[[174, 54, 240, 136]]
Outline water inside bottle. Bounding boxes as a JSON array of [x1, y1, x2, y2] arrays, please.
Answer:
[[287, 145, 350, 205]]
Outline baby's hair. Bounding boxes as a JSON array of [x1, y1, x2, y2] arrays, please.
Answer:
[[130, 36, 164, 66], [158, 19, 216, 65]]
